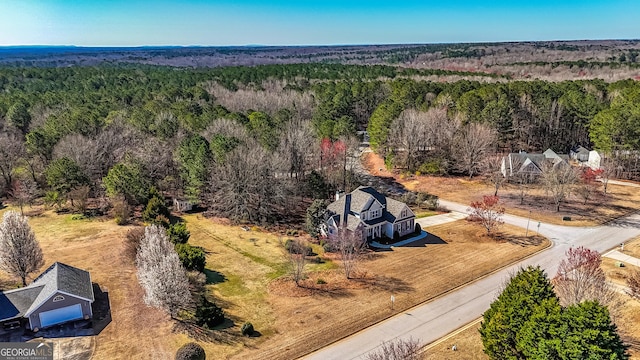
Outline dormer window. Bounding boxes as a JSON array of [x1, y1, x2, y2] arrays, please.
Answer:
[[53, 295, 65, 302]]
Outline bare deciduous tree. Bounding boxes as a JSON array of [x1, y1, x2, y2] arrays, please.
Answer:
[[540, 163, 577, 212], [482, 155, 506, 196], [282, 238, 307, 286], [553, 247, 615, 307], [329, 226, 366, 279], [599, 154, 620, 194], [0, 211, 44, 286], [468, 195, 505, 235], [366, 337, 423, 360], [389, 109, 430, 172], [279, 119, 315, 181], [136, 224, 191, 318], [208, 144, 286, 224], [627, 268, 640, 300], [454, 123, 497, 179], [11, 178, 39, 215]]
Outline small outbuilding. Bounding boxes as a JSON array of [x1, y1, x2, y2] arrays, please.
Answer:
[[0, 262, 94, 331]]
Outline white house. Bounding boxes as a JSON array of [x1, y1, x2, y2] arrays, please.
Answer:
[[324, 186, 416, 242], [501, 149, 570, 178]]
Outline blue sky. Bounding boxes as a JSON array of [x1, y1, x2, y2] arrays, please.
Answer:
[[0, 0, 638, 46]]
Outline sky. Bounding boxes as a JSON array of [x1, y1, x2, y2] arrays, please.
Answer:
[[0, 0, 638, 46]]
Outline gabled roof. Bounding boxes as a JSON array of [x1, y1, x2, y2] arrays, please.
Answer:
[[0, 263, 94, 321], [0, 285, 44, 321], [349, 186, 385, 213], [571, 145, 590, 155], [26, 263, 94, 315]]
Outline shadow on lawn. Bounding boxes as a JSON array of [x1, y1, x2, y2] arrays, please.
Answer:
[[498, 233, 545, 247], [204, 269, 227, 285]]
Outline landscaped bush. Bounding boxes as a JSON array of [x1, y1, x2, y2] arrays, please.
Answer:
[[175, 243, 206, 272], [417, 192, 439, 210], [195, 297, 224, 329], [175, 342, 206, 360], [167, 222, 190, 244], [399, 192, 417, 206], [284, 239, 313, 256], [142, 195, 170, 223], [241, 322, 254, 337], [414, 223, 422, 234]]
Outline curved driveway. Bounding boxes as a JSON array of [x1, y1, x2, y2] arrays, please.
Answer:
[[304, 199, 640, 360]]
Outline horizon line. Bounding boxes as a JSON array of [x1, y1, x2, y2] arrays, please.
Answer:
[[1, 38, 639, 49]]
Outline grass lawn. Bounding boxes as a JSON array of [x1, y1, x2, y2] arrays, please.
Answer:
[[0, 206, 548, 360], [238, 220, 548, 360], [0, 206, 176, 360], [424, 320, 486, 360], [363, 152, 640, 227]]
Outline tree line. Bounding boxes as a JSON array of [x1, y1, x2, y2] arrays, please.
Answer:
[[2, 63, 640, 224]]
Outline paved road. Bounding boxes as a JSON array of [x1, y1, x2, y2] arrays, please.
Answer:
[[304, 200, 640, 360]]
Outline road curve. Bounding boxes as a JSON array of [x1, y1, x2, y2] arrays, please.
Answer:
[[303, 200, 640, 360]]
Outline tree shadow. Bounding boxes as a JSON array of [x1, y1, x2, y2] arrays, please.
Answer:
[[204, 269, 227, 285], [172, 321, 239, 345], [352, 275, 414, 293], [496, 233, 545, 247]]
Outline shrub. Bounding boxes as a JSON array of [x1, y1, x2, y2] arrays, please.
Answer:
[[195, 296, 224, 329], [399, 192, 417, 206], [241, 322, 254, 337], [175, 244, 206, 272], [112, 197, 131, 225], [393, 231, 400, 240], [628, 269, 640, 300], [124, 227, 145, 261], [316, 278, 327, 285], [142, 195, 170, 223], [175, 342, 206, 360], [284, 239, 312, 256], [44, 190, 64, 210], [417, 159, 444, 175], [168, 222, 190, 244], [414, 223, 422, 234], [417, 192, 439, 210]]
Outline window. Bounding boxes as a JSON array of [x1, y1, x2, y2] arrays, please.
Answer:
[[53, 295, 65, 302]]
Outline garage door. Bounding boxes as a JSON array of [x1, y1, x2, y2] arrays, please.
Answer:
[[39, 303, 83, 328]]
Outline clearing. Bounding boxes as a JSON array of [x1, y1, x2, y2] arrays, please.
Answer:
[[363, 152, 640, 227], [0, 207, 548, 359]]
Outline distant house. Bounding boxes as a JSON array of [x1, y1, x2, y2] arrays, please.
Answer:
[[0, 263, 94, 331], [173, 198, 193, 213], [570, 146, 601, 170], [323, 186, 416, 242], [501, 149, 570, 178], [570, 145, 590, 162]]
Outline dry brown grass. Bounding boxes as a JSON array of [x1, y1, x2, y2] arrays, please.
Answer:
[[0, 207, 548, 360], [238, 220, 548, 360], [621, 236, 640, 260], [363, 152, 640, 227], [423, 320, 486, 360], [0, 206, 177, 360]]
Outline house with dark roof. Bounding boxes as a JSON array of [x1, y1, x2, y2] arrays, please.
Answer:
[[323, 186, 416, 242], [0, 262, 94, 331], [500, 148, 570, 178]]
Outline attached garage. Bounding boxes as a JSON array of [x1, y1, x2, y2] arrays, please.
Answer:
[[0, 262, 95, 331], [39, 304, 83, 328]]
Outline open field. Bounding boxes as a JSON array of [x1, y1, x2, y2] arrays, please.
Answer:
[[0, 207, 548, 359], [364, 152, 640, 227], [237, 220, 548, 359]]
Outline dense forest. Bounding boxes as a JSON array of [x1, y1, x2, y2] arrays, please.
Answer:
[[1, 63, 640, 224]]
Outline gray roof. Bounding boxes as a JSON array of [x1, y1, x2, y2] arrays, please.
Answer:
[[0, 262, 94, 321], [506, 149, 569, 175], [326, 186, 414, 229], [0, 286, 44, 321]]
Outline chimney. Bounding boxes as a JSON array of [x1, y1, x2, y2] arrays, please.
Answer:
[[342, 194, 351, 227], [335, 190, 344, 201]]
